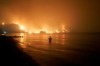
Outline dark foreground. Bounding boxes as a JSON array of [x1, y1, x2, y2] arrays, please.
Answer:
[[0, 35, 39, 66], [0, 34, 100, 66]]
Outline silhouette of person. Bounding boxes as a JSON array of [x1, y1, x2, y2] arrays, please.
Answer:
[[48, 36, 52, 44], [0, 35, 39, 66]]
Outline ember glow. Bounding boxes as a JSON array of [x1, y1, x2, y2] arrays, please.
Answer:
[[2, 22, 5, 25], [0, 0, 99, 33], [13, 22, 70, 34], [20, 25, 25, 30]]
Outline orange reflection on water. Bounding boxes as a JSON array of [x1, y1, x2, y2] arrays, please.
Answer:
[[19, 33, 27, 48], [20, 43, 27, 48], [54, 34, 66, 45], [39, 34, 47, 40], [61, 34, 67, 45], [61, 34, 65, 39], [20, 33, 24, 42]]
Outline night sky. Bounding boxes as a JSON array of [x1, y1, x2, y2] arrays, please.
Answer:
[[0, 0, 100, 32]]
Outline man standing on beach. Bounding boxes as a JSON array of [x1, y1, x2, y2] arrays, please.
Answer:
[[48, 36, 52, 44]]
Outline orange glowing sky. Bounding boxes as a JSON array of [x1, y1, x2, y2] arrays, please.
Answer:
[[0, 0, 100, 32]]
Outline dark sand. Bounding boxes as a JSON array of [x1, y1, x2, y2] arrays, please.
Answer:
[[0, 35, 39, 66]]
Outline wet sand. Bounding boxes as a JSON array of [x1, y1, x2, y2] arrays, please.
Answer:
[[19, 34, 100, 66]]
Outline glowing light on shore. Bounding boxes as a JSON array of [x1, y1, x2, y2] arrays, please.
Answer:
[[2, 22, 5, 25], [33, 30, 40, 33], [13, 22, 70, 33], [56, 30, 60, 33], [20, 25, 25, 30], [48, 31, 53, 34], [4, 31, 7, 34], [34, 31, 39, 33], [28, 31, 32, 34]]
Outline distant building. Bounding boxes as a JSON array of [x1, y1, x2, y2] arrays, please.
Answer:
[[40, 31, 46, 34], [0, 24, 25, 34]]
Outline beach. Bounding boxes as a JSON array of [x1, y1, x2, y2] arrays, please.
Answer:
[[16, 33, 100, 66]]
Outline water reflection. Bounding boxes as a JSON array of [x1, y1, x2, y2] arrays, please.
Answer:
[[20, 33, 25, 42], [18, 33, 27, 48], [12, 33, 69, 49], [39, 34, 47, 40], [60, 34, 66, 45], [51, 34, 67, 45]]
